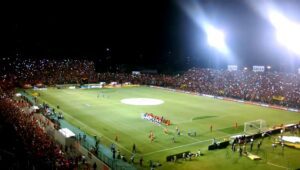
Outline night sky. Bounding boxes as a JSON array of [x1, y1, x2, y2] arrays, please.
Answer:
[[2, 0, 300, 72]]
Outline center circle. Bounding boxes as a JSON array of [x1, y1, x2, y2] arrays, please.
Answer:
[[121, 98, 164, 106]]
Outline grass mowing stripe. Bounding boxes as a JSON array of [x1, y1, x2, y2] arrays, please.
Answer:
[[192, 116, 218, 120]]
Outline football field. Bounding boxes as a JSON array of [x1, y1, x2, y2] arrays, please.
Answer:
[[28, 86, 300, 169]]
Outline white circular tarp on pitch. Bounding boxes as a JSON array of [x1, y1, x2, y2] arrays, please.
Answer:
[[121, 98, 164, 106], [281, 136, 300, 143]]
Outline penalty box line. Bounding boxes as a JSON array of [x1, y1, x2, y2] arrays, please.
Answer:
[[267, 162, 289, 170], [143, 134, 232, 156]]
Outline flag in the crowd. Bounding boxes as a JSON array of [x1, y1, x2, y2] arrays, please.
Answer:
[[272, 95, 285, 101]]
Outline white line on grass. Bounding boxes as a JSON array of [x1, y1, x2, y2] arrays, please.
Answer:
[[143, 139, 211, 156], [267, 162, 289, 170], [143, 134, 232, 156]]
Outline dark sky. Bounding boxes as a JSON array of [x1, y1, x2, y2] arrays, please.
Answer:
[[2, 0, 300, 72]]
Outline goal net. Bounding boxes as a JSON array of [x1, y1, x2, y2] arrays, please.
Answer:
[[244, 119, 267, 135]]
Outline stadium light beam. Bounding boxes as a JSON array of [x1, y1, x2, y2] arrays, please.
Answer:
[[204, 24, 229, 55], [176, 1, 232, 57], [268, 10, 300, 55], [206, 27, 225, 48]]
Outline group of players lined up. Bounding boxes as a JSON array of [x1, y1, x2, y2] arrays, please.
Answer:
[[142, 116, 218, 143], [142, 113, 171, 126], [147, 125, 192, 143], [141, 113, 189, 143], [147, 125, 202, 143]]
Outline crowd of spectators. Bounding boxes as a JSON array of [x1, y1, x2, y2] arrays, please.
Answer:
[[0, 110, 27, 169], [96, 72, 174, 87], [0, 83, 87, 169], [1, 58, 97, 85], [172, 68, 300, 108], [96, 68, 300, 108], [2, 58, 300, 108]]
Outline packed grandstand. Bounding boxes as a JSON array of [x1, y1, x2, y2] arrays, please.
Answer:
[[1, 58, 300, 108], [0, 58, 300, 169]]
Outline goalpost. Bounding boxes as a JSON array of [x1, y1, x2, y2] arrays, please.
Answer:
[[244, 119, 267, 135]]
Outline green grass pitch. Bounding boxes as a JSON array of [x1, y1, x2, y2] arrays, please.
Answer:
[[28, 86, 300, 170]]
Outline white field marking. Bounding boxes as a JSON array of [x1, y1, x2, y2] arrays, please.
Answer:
[[143, 134, 234, 156], [143, 139, 212, 156], [121, 98, 164, 106], [267, 162, 289, 170], [37, 97, 132, 153]]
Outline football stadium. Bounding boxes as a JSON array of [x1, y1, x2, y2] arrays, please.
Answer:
[[26, 84, 300, 170], [1, 1, 300, 170]]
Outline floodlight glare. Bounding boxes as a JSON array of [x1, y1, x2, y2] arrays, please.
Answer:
[[207, 27, 225, 47], [205, 25, 229, 54], [177, 1, 233, 59], [276, 28, 300, 54], [268, 10, 300, 55]]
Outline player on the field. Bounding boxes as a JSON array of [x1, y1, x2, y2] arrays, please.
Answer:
[[164, 127, 168, 134], [149, 131, 155, 142], [115, 135, 118, 142]]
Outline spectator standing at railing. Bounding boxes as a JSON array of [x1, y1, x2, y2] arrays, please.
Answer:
[[139, 156, 143, 166], [93, 162, 97, 170], [132, 143, 136, 153]]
